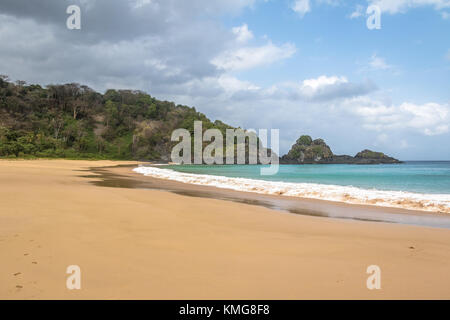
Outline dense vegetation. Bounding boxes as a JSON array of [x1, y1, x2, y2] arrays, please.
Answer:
[[0, 76, 235, 160], [281, 135, 333, 163]]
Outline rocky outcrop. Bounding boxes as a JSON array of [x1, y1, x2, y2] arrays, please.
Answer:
[[281, 135, 334, 164], [353, 149, 401, 164], [281, 135, 401, 164]]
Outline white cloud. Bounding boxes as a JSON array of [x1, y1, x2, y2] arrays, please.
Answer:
[[132, 0, 152, 9], [211, 41, 296, 71], [217, 75, 260, 93], [292, 0, 311, 17], [345, 97, 450, 136], [0, 1, 265, 94], [296, 0, 450, 19], [232, 24, 254, 43], [234, 75, 377, 102], [316, 0, 341, 5], [301, 75, 348, 91], [357, 54, 397, 74], [349, 4, 364, 18], [369, 54, 392, 70], [172, 74, 377, 105], [294, 75, 377, 101], [403, 102, 449, 135], [292, 0, 343, 16], [368, 0, 450, 14]]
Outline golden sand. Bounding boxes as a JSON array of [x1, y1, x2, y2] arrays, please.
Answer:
[[1, 160, 450, 299]]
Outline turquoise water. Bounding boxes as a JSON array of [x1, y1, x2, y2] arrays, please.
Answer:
[[165, 162, 450, 195]]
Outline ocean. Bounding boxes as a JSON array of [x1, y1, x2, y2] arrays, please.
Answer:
[[134, 161, 450, 214]]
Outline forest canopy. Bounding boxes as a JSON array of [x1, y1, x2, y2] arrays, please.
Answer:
[[0, 76, 235, 160]]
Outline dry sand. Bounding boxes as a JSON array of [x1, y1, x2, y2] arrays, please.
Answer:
[[1, 159, 450, 299]]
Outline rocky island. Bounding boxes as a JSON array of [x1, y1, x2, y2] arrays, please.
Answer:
[[280, 135, 401, 164]]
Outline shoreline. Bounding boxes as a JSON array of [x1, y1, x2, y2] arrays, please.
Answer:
[[132, 164, 450, 215], [1, 159, 450, 299], [97, 165, 450, 228]]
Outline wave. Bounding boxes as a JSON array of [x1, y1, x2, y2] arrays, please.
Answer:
[[133, 166, 450, 214]]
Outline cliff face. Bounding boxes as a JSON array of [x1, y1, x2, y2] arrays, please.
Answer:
[[281, 135, 401, 164]]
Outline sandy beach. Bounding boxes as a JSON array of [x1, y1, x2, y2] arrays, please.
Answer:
[[1, 159, 450, 299]]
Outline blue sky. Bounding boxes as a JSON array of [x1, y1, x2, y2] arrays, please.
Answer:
[[216, 0, 450, 160], [0, 0, 449, 160], [224, 1, 449, 104]]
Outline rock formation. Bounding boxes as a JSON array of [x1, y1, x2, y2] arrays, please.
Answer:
[[281, 135, 401, 164]]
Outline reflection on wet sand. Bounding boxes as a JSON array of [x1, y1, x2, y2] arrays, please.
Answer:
[[81, 165, 450, 229]]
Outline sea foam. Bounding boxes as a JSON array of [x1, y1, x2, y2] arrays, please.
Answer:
[[133, 166, 450, 214]]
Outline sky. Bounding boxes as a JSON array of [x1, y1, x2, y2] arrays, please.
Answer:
[[0, 0, 449, 160]]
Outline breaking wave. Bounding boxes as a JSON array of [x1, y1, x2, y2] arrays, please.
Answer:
[[133, 166, 450, 214]]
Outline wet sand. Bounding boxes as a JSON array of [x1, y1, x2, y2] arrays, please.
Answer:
[[1, 159, 450, 299], [93, 164, 450, 229]]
